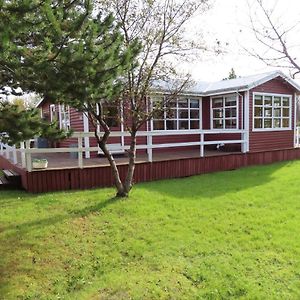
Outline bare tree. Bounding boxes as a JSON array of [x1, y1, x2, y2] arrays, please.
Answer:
[[247, 0, 300, 78], [91, 0, 211, 197]]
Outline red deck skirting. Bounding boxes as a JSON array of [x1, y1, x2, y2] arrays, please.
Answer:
[[1, 148, 300, 193]]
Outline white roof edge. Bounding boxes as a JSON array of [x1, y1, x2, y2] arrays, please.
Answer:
[[35, 98, 44, 108], [247, 70, 300, 92]]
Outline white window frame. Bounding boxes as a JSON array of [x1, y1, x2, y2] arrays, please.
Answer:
[[210, 94, 239, 130], [49, 104, 56, 122], [151, 96, 202, 131], [252, 92, 292, 132], [59, 104, 71, 130]]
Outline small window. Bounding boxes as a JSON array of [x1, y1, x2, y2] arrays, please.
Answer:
[[211, 94, 238, 129], [60, 104, 70, 130]]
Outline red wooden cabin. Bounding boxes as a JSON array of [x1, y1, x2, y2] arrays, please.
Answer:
[[1, 70, 300, 192], [38, 70, 300, 156]]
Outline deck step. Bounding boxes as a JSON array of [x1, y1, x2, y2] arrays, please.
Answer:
[[0, 174, 11, 189], [3, 169, 20, 178], [1, 169, 21, 189]]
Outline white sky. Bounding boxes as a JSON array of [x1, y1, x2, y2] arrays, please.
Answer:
[[180, 0, 300, 82]]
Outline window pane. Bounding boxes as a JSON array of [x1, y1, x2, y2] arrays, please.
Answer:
[[225, 107, 236, 118], [167, 100, 177, 108], [255, 107, 263, 117], [190, 120, 199, 129], [178, 109, 188, 119], [254, 118, 263, 129], [106, 118, 118, 127], [166, 108, 176, 118], [166, 120, 177, 130], [212, 98, 223, 108], [264, 118, 272, 128], [274, 97, 281, 107], [213, 119, 223, 129], [225, 119, 237, 129], [190, 99, 199, 108], [213, 109, 223, 118], [153, 120, 164, 130], [274, 108, 281, 117], [264, 108, 272, 117], [282, 97, 290, 106], [283, 108, 289, 117], [153, 110, 164, 119], [264, 96, 272, 106], [178, 99, 188, 108], [273, 119, 281, 128], [179, 120, 188, 129], [282, 118, 289, 128], [255, 95, 263, 105], [225, 96, 236, 106], [190, 110, 199, 119]]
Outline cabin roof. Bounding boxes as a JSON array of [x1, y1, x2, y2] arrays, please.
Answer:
[[36, 70, 300, 108], [153, 70, 300, 96]]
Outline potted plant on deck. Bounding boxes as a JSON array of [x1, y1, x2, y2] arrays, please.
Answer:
[[32, 158, 48, 169]]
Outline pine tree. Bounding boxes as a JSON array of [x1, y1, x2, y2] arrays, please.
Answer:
[[0, 101, 69, 145], [0, 0, 140, 196]]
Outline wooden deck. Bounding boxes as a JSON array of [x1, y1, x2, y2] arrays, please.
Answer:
[[1, 147, 300, 193], [28, 149, 238, 170]]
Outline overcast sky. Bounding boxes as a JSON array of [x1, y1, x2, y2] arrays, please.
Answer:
[[180, 0, 300, 82]]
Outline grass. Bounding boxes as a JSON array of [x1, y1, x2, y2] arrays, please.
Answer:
[[1, 161, 300, 299]]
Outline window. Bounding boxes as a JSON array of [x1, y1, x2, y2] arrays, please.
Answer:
[[103, 102, 119, 128], [152, 97, 201, 130], [253, 93, 291, 130], [60, 104, 70, 130], [211, 94, 238, 129], [49, 104, 58, 122]]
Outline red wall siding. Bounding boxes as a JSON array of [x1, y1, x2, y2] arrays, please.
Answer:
[[249, 77, 296, 152]]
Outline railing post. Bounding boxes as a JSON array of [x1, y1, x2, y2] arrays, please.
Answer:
[[241, 131, 247, 153], [147, 132, 153, 162], [78, 135, 83, 169], [25, 140, 32, 172], [200, 133, 204, 157], [297, 127, 300, 148], [5, 144, 9, 159], [20, 142, 26, 168], [12, 145, 17, 164]]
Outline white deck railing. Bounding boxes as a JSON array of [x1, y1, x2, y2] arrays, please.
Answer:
[[0, 129, 247, 172]]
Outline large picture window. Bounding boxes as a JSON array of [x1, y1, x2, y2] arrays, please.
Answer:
[[211, 94, 238, 129], [253, 93, 291, 130], [152, 97, 201, 130]]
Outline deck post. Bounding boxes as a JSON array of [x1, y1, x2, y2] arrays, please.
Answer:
[[78, 135, 83, 169], [200, 133, 204, 157], [147, 133, 153, 162], [25, 140, 32, 172], [0, 143, 3, 156], [5, 144, 10, 159], [20, 142, 26, 168], [12, 145, 17, 164], [241, 132, 247, 153]]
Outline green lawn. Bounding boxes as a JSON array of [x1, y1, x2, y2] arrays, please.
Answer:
[[1, 161, 300, 300]]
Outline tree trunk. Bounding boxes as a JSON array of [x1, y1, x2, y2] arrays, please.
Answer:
[[123, 131, 137, 195], [98, 141, 126, 197]]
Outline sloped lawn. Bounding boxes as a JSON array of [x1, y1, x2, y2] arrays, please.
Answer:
[[1, 160, 300, 299]]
